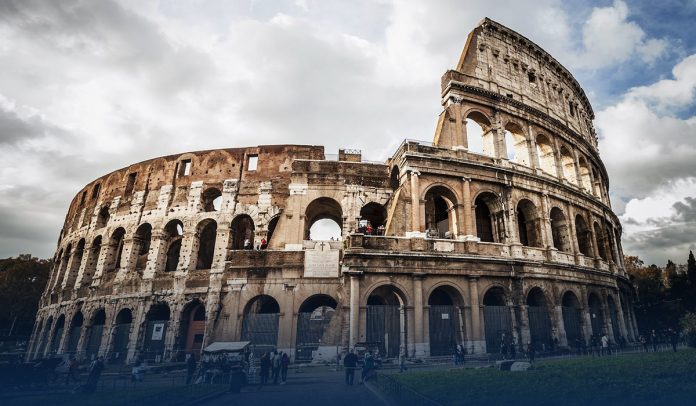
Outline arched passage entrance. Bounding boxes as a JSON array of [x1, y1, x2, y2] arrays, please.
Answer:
[[241, 295, 280, 355], [561, 292, 583, 347], [111, 309, 132, 364], [230, 215, 255, 249], [86, 310, 106, 360], [588, 293, 604, 338], [428, 286, 464, 356], [66, 311, 84, 355], [51, 314, 65, 354], [295, 295, 339, 362], [475, 193, 503, 242], [607, 295, 621, 342], [305, 197, 343, 241], [360, 202, 387, 233], [143, 303, 170, 361], [37, 316, 52, 357], [179, 301, 206, 361], [483, 287, 511, 353], [163, 220, 184, 273], [527, 288, 551, 351], [367, 285, 407, 358], [424, 186, 458, 238]]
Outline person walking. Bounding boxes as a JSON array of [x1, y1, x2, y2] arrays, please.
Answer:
[[343, 349, 358, 385], [361, 352, 375, 383], [271, 351, 281, 385], [259, 352, 271, 386], [186, 353, 197, 385], [280, 352, 290, 384]]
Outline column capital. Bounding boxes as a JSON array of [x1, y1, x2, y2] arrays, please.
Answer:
[[412, 272, 426, 280], [345, 270, 363, 278]]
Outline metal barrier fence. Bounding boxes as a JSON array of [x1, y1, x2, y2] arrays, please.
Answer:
[[372, 372, 441, 406]]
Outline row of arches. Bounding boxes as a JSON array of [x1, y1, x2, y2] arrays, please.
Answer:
[[34, 301, 207, 363]]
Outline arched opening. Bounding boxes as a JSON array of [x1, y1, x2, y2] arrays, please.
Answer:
[[265, 215, 280, 248], [475, 193, 503, 243], [561, 292, 583, 348], [578, 157, 592, 191], [359, 202, 387, 235], [367, 285, 407, 358], [588, 293, 604, 338], [607, 295, 621, 343], [575, 215, 592, 256], [591, 167, 602, 197], [606, 224, 618, 263], [516, 199, 541, 247], [390, 166, 400, 190], [105, 228, 126, 273], [143, 303, 171, 362], [535, 134, 556, 175], [504, 123, 530, 166], [58, 244, 72, 287], [195, 220, 217, 270], [296, 295, 339, 362], [424, 186, 458, 238], [526, 288, 551, 351], [594, 222, 608, 260], [559, 146, 577, 185], [230, 215, 255, 250], [465, 112, 494, 156], [164, 220, 184, 273], [111, 309, 132, 364], [483, 287, 512, 354], [86, 309, 106, 360], [550, 208, 571, 252], [82, 236, 101, 285], [66, 311, 84, 355], [134, 223, 152, 271], [65, 239, 85, 288], [241, 295, 281, 355], [96, 206, 110, 229], [201, 188, 222, 212], [305, 197, 343, 241], [428, 286, 464, 356], [51, 250, 65, 290], [179, 301, 206, 361], [50, 314, 65, 354], [37, 316, 53, 358]]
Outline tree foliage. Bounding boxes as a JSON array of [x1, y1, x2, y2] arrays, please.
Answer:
[[0, 255, 50, 337]]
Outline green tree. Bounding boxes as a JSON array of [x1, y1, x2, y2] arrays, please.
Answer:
[[688, 251, 696, 285], [0, 255, 51, 337]]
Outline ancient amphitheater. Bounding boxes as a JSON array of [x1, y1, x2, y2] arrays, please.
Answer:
[[30, 18, 638, 364]]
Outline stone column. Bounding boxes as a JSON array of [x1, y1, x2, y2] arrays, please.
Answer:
[[143, 232, 167, 279], [177, 230, 198, 273], [461, 178, 475, 237], [128, 303, 148, 364], [91, 242, 111, 286], [409, 171, 421, 233], [277, 283, 296, 355], [115, 237, 137, 281], [468, 277, 483, 353], [565, 203, 580, 257], [413, 273, 425, 356], [527, 123, 540, 170], [614, 292, 629, 341], [349, 273, 361, 348], [554, 305, 568, 347], [540, 192, 553, 249], [74, 242, 93, 288], [580, 286, 592, 342]]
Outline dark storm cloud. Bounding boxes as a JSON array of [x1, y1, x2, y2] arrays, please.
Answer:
[[0, 104, 53, 144], [673, 197, 696, 222]]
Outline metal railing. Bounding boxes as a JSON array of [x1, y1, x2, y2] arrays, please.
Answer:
[[372, 372, 441, 406]]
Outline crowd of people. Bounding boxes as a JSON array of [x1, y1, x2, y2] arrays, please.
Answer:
[[355, 221, 385, 236], [258, 351, 290, 385], [342, 349, 380, 385]]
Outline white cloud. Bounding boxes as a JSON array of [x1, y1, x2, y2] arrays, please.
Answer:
[[627, 54, 696, 110]]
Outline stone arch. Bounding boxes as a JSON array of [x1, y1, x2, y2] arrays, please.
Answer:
[[304, 197, 343, 240], [296, 294, 340, 361], [474, 191, 503, 243], [230, 214, 255, 249], [105, 227, 126, 274], [588, 292, 604, 337], [241, 295, 281, 355], [50, 314, 66, 354], [578, 156, 592, 191], [423, 184, 459, 238], [390, 166, 400, 190], [550, 207, 571, 252], [359, 202, 387, 232], [96, 206, 110, 229], [366, 284, 408, 358], [65, 238, 85, 288], [37, 316, 54, 357], [559, 145, 577, 184], [561, 290, 583, 347], [81, 236, 102, 286], [516, 199, 542, 247], [133, 223, 152, 272], [111, 308, 132, 364], [142, 302, 171, 361], [178, 300, 206, 361], [482, 286, 512, 353], [163, 219, 184, 273], [427, 285, 465, 356], [593, 221, 608, 260], [465, 110, 495, 156], [575, 214, 592, 256], [201, 187, 223, 212], [195, 219, 217, 270], [535, 133, 556, 175], [606, 294, 621, 342], [66, 311, 84, 355], [265, 215, 280, 247], [526, 287, 552, 350], [85, 308, 106, 360], [503, 122, 530, 166]]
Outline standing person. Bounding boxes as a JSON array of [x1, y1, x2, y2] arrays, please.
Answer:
[[399, 352, 407, 373], [651, 330, 658, 352], [343, 349, 358, 385], [259, 352, 271, 386], [511, 334, 518, 360], [500, 333, 508, 360], [280, 352, 290, 384], [601, 333, 609, 356], [527, 341, 536, 364], [271, 351, 281, 384], [639, 335, 648, 352], [83, 356, 104, 393], [131, 361, 144, 382], [65, 355, 79, 386], [361, 352, 375, 383], [186, 353, 197, 385]]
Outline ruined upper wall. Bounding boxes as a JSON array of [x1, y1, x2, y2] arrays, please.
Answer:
[[451, 18, 595, 142]]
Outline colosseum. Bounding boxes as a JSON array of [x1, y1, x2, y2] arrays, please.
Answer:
[[29, 18, 638, 364]]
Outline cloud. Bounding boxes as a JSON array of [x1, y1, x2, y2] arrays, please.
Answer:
[[627, 54, 696, 111]]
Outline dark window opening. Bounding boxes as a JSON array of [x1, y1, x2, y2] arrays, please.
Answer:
[[92, 183, 101, 200], [125, 172, 137, 195]]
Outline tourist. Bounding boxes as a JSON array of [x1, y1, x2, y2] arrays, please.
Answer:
[[65, 355, 79, 386], [510, 335, 517, 360], [639, 334, 648, 352], [131, 361, 144, 382], [527, 341, 536, 363], [362, 352, 375, 383], [399, 351, 407, 373], [186, 353, 197, 384], [601, 333, 609, 356], [343, 349, 358, 385], [280, 351, 290, 384], [83, 356, 104, 393], [651, 330, 658, 352], [244, 238, 252, 250], [260, 238, 268, 250], [259, 352, 271, 385], [271, 351, 281, 384], [500, 332, 508, 360]]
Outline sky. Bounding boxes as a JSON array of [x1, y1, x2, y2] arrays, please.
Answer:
[[0, 0, 695, 266]]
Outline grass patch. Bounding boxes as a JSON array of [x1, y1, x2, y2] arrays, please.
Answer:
[[388, 350, 696, 406], [5, 384, 227, 406]]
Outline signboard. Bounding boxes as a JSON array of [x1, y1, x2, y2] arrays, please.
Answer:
[[441, 313, 450, 320], [304, 242, 339, 278], [152, 322, 165, 340]]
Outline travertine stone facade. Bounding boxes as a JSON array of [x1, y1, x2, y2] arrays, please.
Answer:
[[30, 18, 637, 363]]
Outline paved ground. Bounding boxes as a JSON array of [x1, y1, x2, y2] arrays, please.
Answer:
[[201, 367, 384, 406]]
